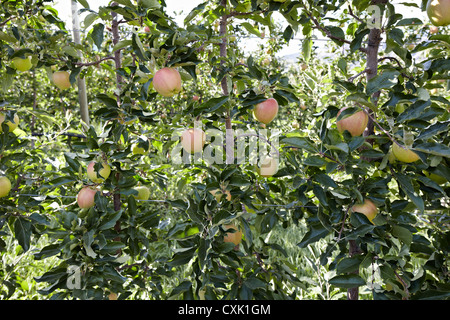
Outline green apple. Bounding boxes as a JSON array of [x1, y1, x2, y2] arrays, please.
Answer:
[[392, 143, 420, 163], [426, 0, 450, 26], [351, 199, 378, 224], [0, 113, 19, 133], [87, 161, 111, 183], [0, 176, 12, 198], [133, 186, 150, 200], [52, 71, 71, 90], [12, 56, 32, 72]]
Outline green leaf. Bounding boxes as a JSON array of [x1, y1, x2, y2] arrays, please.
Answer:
[[99, 210, 122, 231], [329, 274, 366, 288], [414, 142, 450, 158], [392, 225, 412, 246], [82, 230, 97, 258], [281, 136, 316, 153], [297, 221, 330, 248], [336, 256, 363, 274], [90, 23, 105, 49], [366, 69, 400, 95], [397, 99, 431, 123], [14, 218, 32, 252], [394, 173, 424, 213], [112, 39, 132, 53]]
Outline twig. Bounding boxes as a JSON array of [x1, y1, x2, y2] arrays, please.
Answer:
[[74, 56, 115, 67], [348, 5, 364, 24], [348, 68, 371, 82]]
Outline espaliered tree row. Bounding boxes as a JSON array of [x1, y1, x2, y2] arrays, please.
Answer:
[[0, 0, 449, 301]]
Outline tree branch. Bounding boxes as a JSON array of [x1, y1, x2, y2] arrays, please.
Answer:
[[74, 56, 115, 67]]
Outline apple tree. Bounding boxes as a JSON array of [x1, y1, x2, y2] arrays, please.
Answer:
[[0, 0, 449, 300]]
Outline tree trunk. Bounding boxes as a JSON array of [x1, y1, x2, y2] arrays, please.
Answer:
[[347, 1, 384, 300]]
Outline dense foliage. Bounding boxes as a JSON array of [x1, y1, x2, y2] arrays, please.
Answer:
[[0, 0, 449, 300]]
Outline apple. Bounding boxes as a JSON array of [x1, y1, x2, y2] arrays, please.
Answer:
[[407, 44, 415, 50], [77, 186, 98, 209], [87, 161, 111, 183], [261, 58, 270, 66], [424, 171, 447, 184], [300, 104, 307, 110], [133, 186, 150, 201], [144, 26, 150, 33], [223, 224, 243, 246], [300, 63, 308, 70], [52, 71, 71, 90], [426, 0, 450, 26], [152, 67, 182, 97], [108, 292, 118, 300], [12, 56, 32, 72], [254, 98, 279, 124], [180, 128, 206, 154], [0, 113, 19, 133], [0, 176, 11, 198], [210, 189, 232, 202], [336, 107, 368, 137], [429, 25, 439, 33], [392, 143, 420, 163], [351, 199, 378, 224], [258, 156, 279, 177], [192, 95, 200, 101], [131, 143, 147, 155]]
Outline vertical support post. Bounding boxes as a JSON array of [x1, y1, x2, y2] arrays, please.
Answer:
[[71, 0, 89, 126]]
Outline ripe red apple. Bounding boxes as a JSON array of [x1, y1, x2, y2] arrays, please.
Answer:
[[152, 67, 182, 97], [0, 113, 19, 133], [12, 56, 32, 72], [0, 176, 11, 198], [144, 26, 150, 33], [52, 71, 71, 90], [192, 95, 200, 101], [300, 63, 308, 70], [223, 224, 243, 246], [87, 161, 111, 183], [77, 186, 98, 209], [351, 199, 378, 224], [180, 128, 206, 153], [426, 0, 450, 26], [392, 143, 420, 163], [336, 107, 368, 136], [254, 98, 279, 124]]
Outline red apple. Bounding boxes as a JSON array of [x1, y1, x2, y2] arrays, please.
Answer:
[[223, 224, 243, 246], [152, 67, 182, 97], [181, 128, 206, 153], [77, 186, 98, 209], [336, 107, 368, 136], [254, 98, 279, 124]]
